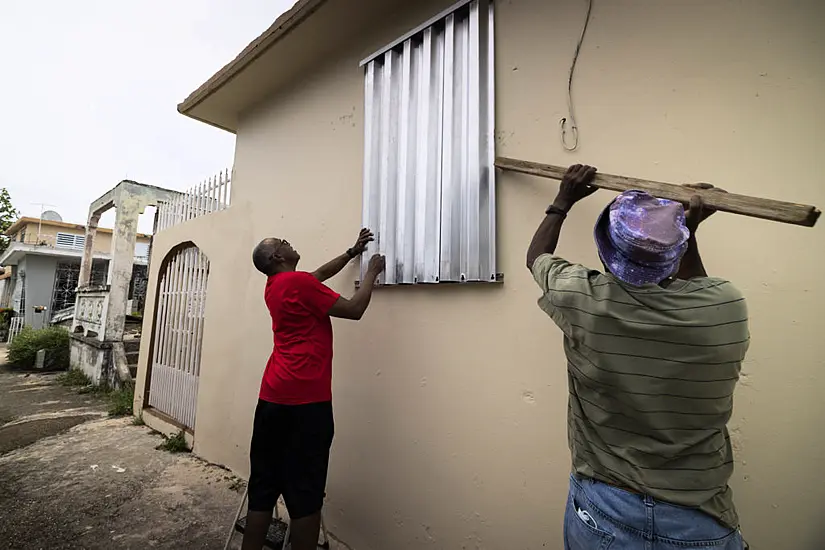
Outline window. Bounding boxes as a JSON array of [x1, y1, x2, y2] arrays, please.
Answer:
[[360, 0, 496, 285], [50, 262, 81, 312], [55, 232, 86, 250], [19, 230, 25, 243]]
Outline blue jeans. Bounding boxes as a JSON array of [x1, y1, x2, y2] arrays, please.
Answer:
[[564, 475, 745, 549]]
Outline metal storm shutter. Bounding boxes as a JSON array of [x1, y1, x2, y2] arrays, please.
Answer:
[[361, 0, 496, 285]]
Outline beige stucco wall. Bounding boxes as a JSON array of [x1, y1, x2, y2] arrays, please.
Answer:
[[136, 0, 825, 548], [13, 221, 150, 255]]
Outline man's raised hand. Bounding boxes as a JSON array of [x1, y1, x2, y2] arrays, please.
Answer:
[[682, 183, 726, 233], [350, 228, 374, 256]]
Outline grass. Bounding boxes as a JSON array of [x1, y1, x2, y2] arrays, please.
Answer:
[[156, 430, 190, 453], [108, 384, 135, 417], [78, 384, 110, 396], [57, 369, 93, 387], [131, 413, 145, 426], [57, 369, 134, 417]]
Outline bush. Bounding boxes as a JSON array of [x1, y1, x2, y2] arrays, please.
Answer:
[[0, 308, 15, 329], [7, 326, 70, 370]]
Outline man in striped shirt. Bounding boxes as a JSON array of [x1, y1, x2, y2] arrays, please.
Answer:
[[527, 165, 749, 549]]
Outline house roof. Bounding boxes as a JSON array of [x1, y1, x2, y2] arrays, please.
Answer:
[[177, 0, 413, 132], [177, 0, 326, 131], [5, 217, 152, 239]]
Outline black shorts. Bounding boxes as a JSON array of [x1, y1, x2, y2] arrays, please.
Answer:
[[248, 399, 334, 518]]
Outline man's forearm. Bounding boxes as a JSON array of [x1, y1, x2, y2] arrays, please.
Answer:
[[313, 251, 355, 282], [676, 235, 707, 279], [352, 275, 377, 316], [526, 199, 569, 270]]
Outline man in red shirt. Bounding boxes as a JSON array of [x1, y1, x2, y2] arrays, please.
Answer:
[[242, 229, 385, 550]]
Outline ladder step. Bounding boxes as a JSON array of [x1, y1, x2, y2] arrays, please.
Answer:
[[234, 516, 289, 549]]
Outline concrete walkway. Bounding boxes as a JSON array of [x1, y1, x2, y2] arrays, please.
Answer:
[[0, 416, 245, 549], [0, 354, 347, 549], [0, 362, 108, 455]]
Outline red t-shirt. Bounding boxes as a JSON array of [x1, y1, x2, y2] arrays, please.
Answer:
[[259, 271, 341, 405]]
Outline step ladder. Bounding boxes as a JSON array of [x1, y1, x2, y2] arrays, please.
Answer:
[[223, 487, 330, 550]]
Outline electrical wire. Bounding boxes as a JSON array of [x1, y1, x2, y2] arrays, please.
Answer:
[[560, 0, 594, 152]]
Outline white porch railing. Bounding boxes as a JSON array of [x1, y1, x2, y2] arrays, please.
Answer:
[[156, 169, 232, 232], [8, 317, 24, 344]]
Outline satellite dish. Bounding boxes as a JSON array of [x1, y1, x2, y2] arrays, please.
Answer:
[[41, 210, 63, 222]]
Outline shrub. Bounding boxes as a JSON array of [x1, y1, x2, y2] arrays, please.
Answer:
[[7, 326, 70, 370], [0, 308, 15, 329]]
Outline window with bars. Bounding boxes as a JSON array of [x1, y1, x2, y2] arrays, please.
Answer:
[[50, 262, 81, 312], [49, 260, 108, 312], [360, 0, 496, 285], [55, 232, 86, 250]]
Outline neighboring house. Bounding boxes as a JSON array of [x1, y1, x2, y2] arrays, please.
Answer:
[[134, 1, 825, 549], [0, 216, 152, 329]]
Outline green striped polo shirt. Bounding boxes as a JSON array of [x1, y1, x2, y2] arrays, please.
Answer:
[[532, 253, 749, 529]]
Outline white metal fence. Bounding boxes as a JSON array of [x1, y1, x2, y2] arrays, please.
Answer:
[[148, 246, 210, 429], [7, 317, 24, 344], [156, 169, 232, 232]]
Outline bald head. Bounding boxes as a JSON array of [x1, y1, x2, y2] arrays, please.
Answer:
[[252, 237, 300, 276], [252, 238, 278, 275]]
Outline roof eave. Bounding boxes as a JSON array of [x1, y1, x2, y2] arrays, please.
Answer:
[[176, 0, 329, 128], [3, 217, 152, 238]]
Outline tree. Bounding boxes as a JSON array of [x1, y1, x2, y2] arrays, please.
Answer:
[[0, 188, 20, 256]]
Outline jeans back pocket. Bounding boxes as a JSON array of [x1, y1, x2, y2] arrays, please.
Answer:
[[564, 492, 615, 550]]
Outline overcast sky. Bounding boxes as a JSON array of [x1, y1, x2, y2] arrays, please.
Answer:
[[1, 0, 296, 233]]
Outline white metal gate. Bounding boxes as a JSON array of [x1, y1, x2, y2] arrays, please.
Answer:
[[148, 246, 209, 429], [8, 317, 24, 344]]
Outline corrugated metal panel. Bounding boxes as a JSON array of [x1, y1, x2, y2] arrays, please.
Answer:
[[361, 0, 495, 285]]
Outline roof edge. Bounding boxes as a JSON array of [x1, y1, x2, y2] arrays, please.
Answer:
[[177, 0, 329, 118], [4, 217, 152, 239]]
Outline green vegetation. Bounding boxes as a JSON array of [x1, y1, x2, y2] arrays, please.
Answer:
[[0, 188, 20, 255], [156, 430, 190, 453], [108, 383, 135, 417], [59, 369, 135, 418], [57, 368, 93, 387], [132, 413, 145, 426], [8, 326, 70, 370], [0, 308, 15, 328]]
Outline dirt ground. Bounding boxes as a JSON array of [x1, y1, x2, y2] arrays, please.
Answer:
[[0, 364, 108, 456], [0, 353, 346, 550]]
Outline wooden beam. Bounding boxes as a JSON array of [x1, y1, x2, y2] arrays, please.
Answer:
[[496, 157, 820, 228]]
